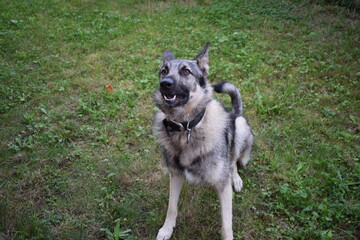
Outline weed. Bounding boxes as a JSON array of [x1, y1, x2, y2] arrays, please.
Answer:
[[101, 220, 134, 240]]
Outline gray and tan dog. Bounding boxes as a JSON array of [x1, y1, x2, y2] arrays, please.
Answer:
[[154, 43, 254, 240]]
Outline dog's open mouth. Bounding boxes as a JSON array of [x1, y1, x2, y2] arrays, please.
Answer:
[[161, 92, 189, 106], [163, 94, 187, 102]]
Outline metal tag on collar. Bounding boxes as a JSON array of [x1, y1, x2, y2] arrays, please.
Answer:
[[186, 122, 192, 144]]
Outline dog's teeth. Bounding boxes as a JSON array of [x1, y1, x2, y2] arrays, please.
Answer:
[[165, 95, 176, 101]]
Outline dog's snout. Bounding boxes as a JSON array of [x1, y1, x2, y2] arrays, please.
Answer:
[[160, 78, 174, 89]]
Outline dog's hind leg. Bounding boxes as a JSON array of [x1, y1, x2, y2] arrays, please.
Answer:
[[217, 179, 234, 240], [157, 172, 184, 240], [239, 144, 252, 167]]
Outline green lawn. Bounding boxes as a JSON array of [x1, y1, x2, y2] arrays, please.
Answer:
[[0, 0, 359, 239]]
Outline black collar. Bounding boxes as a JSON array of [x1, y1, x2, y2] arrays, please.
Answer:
[[163, 108, 206, 133]]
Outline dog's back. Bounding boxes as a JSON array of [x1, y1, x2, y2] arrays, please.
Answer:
[[212, 82, 254, 168]]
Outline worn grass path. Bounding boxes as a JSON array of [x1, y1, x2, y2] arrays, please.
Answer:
[[1, 0, 359, 239]]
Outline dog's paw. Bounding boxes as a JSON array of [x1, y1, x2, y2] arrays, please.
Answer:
[[232, 173, 243, 193], [223, 237, 234, 240], [156, 226, 173, 240]]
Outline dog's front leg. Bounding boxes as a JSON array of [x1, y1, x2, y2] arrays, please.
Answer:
[[157, 172, 184, 240], [217, 180, 233, 240]]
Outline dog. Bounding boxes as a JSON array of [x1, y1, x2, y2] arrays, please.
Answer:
[[153, 42, 254, 240]]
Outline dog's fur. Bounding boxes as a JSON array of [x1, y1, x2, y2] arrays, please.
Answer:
[[154, 43, 254, 240]]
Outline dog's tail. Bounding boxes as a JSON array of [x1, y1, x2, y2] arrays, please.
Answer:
[[213, 82, 243, 116]]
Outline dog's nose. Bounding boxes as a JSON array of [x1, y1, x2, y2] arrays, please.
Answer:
[[160, 78, 174, 89]]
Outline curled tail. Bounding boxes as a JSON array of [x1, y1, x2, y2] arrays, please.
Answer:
[[213, 82, 243, 116]]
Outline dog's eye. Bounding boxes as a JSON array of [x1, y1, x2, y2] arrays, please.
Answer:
[[183, 69, 191, 75], [161, 68, 168, 75]]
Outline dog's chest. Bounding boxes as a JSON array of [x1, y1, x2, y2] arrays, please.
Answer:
[[167, 125, 226, 163], [172, 139, 229, 185], [170, 131, 197, 148]]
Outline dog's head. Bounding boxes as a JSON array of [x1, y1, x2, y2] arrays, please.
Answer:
[[155, 43, 212, 117]]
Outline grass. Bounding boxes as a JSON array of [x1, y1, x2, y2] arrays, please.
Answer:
[[0, 0, 359, 239]]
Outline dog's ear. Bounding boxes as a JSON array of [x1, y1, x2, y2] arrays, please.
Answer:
[[162, 50, 175, 65], [194, 42, 210, 76]]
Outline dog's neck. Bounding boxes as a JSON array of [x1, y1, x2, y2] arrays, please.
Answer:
[[168, 104, 206, 122], [163, 108, 206, 143], [164, 108, 206, 131]]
